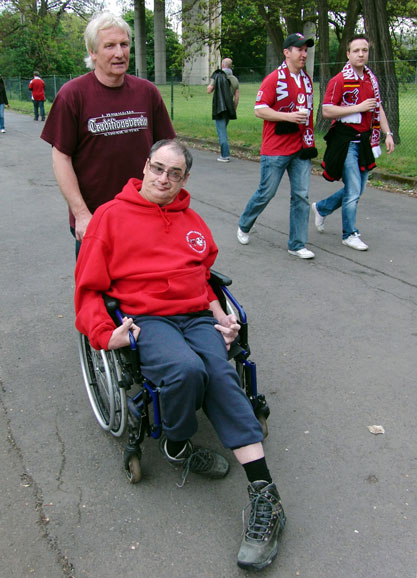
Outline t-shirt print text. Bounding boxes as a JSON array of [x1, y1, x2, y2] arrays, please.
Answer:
[[88, 111, 148, 136]]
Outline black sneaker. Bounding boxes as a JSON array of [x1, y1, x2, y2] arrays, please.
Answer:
[[159, 435, 230, 487], [237, 480, 286, 570]]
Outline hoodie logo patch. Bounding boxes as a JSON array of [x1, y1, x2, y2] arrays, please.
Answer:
[[186, 231, 206, 253]]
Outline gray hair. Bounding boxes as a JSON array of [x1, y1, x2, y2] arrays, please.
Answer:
[[84, 12, 132, 70], [149, 140, 193, 174]]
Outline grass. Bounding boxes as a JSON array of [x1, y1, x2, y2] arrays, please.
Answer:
[[10, 81, 417, 178]]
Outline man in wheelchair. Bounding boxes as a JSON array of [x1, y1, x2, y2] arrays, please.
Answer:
[[74, 139, 286, 570]]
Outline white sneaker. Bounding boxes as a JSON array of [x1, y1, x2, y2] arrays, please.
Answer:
[[342, 233, 368, 251], [288, 248, 315, 259], [0, 129, 5, 133], [217, 157, 230, 163], [312, 202, 325, 232], [237, 227, 250, 245]]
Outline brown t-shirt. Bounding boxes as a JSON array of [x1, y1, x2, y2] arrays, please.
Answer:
[[41, 71, 175, 227]]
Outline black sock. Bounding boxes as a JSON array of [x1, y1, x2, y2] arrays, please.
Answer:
[[243, 457, 272, 484], [166, 438, 188, 458]]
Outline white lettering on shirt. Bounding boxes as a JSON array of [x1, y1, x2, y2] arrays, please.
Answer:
[[88, 111, 148, 136]]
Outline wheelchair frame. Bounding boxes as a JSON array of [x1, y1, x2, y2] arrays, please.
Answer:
[[78, 270, 270, 483]]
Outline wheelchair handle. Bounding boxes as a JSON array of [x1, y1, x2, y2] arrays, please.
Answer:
[[103, 294, 137, 351]]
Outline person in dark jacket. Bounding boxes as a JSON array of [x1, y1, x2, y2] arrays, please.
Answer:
[[207, 58, 239, 162], [0, 76, 10, 133]]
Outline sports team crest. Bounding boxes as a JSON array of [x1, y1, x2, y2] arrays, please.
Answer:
[[303, 128, 314, 147], [186, 230, 207, 253]]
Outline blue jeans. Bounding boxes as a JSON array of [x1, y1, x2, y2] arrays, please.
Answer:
[[33, 100, 45, 120], [239, 153, 311, 251], [0, 103, 4, 130], [316, 142, 368, 239], [215, 118, 230, 158], [130, 314, 263, 448]]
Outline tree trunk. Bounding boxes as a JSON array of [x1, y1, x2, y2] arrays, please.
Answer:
[[303, 17, 316, 80], [333, 0, 361, 74], [315, 0, 331, 133], [134, 0, 147, 79], [154, 0, 166, 84], [362, 0, 400, 142], [256, 1, 284, 59]]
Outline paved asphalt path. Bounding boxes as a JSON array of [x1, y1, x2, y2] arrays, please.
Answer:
[[1, 110, 416, 578]]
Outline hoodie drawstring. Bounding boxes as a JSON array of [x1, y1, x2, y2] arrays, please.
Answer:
[[157, 205, 172, 233]]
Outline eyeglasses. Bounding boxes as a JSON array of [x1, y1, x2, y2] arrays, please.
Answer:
[[148, 162, 185, 183]]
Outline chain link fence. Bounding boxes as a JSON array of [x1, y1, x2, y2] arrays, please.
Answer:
[[4, 61, 416, 164]]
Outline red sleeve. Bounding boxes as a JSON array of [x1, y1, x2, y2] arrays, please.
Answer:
[[323, 74, 343, 106], [74, 219, 116, 350], [254, 71, 277, 108]]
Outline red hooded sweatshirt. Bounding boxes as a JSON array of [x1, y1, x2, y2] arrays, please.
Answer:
[[75, 178, 219, 350]]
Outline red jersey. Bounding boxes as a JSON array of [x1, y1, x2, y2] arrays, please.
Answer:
[[29, 77, 45, 101], [323, 70, 375, 133], [254, 68, 313, 156]]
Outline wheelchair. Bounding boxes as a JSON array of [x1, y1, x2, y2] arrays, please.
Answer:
[[78, 270, 270, 483]]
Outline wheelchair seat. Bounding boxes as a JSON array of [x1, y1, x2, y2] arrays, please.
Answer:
[[78, 270, 270, 483]]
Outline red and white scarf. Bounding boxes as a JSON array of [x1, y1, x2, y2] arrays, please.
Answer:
[[276, 61, 316, 151], [341, 61, 381, 158]]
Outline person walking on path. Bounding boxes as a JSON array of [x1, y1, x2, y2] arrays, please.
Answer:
[[29, 71, 46, 121], [0, 76, 9, 133], [41, 11, 175, 255], [311, 35, 394, 251], [237, 33, 317, 259], [207, 58, 239, 163]]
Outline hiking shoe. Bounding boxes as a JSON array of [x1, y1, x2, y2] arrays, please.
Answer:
[[237, 481, 286, 570], [237, 227, 250, 245], [342, 233, 368, 251], [288, 247, 315, 259], [312, 202, 325, 232], [217, 156, 230, 162], [159, 435, 230, 487]]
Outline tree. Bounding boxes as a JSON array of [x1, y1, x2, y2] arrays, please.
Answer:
[[154, 0, 166, 83], [363, 0, 400, 141], [316, 0, 331, 132], [331, 0, 361, 73], [133, 0, 147, 78], [124, 8, 182, 81], [0, 7, 88, 76]]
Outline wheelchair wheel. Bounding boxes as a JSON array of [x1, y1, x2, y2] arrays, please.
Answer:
[[78, 333, 127, 437], [126, 455, 142, 484]]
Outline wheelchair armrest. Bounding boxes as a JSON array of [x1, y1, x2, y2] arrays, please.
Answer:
[[209, 269, 233, 287], [103, 294, 122, 326]]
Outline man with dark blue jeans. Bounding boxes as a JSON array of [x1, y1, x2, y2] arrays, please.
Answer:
[[312, 35, 394, 250], [237, 33, 316, 259], [207, 58, 239, 162]]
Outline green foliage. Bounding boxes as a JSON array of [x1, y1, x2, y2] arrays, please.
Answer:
[[0, 9, 88, 76], [220, 1, 267, 76], [123, 8, 182, 79]]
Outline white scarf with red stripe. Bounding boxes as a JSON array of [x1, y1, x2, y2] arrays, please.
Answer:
[[341, 61, 382, 158]]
